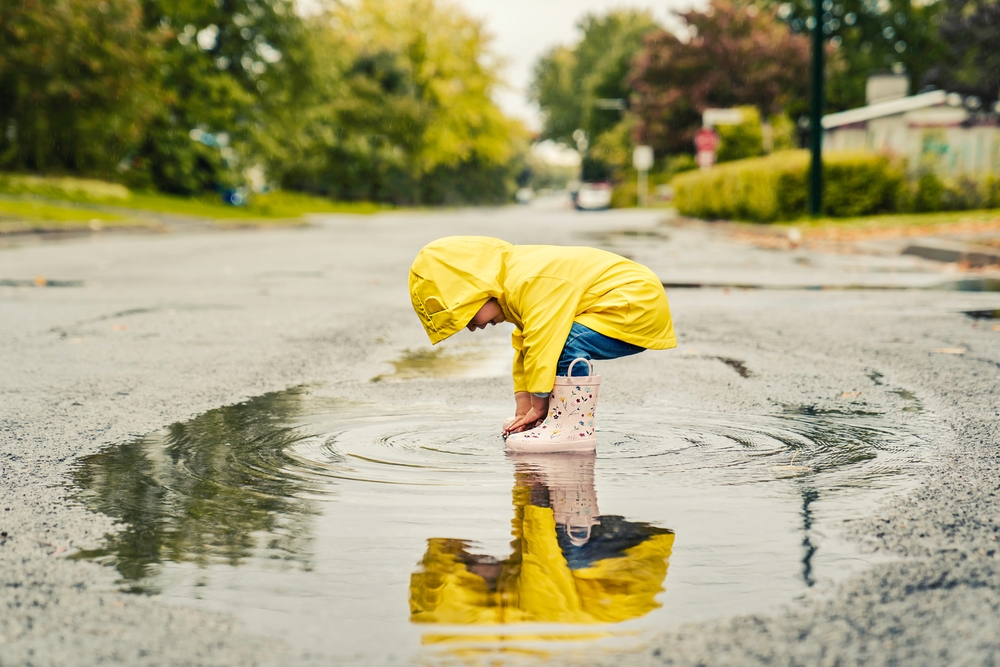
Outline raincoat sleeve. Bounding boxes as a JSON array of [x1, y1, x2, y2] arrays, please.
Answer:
[[513, 277, 582, 394], [511, 328, 527, 393]]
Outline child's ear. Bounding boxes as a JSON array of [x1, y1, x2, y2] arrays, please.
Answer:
[[424, 296, 446, 314]]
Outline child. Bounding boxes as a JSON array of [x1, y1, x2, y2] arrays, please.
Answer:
[[409, 236, 675, 453]]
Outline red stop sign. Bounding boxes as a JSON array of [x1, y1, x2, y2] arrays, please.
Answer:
[[694, 127, 720, 153]]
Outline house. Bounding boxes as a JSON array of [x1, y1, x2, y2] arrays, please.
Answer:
[[822, 75, 1000, 177]]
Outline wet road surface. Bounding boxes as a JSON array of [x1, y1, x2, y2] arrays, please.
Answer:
[[1, 205, 999, 666]]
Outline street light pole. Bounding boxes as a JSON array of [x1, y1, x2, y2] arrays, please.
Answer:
[[809, 0, 825, 217]]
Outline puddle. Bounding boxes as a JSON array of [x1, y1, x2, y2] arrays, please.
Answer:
[[964, 309, 1000, 319], [938, 278, 1000, 292], [73, 388, 932, 665], [661, 277, 1000, 292], [713, 356, 752, 378], [0, 278, 83, 287], [372, 343, 512, 382], [588, 229, 671, 246]]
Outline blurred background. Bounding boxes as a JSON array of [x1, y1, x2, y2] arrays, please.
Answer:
[[0, 0, 997, 219]]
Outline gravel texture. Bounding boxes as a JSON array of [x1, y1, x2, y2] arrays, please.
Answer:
[[1, 204, 998, 666]]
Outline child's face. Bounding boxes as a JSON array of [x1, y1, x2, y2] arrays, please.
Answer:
[[467, 298, 506, 332]]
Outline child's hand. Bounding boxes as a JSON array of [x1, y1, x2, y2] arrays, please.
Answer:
[[505, 393, 549, 435]]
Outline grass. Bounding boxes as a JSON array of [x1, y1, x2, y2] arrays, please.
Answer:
[[0, 198, 152, 234], [123, 189, 385, 220], [717, 207, 1000, 251], [786, 208, 1000, 232], [0, 172, 385, 230]]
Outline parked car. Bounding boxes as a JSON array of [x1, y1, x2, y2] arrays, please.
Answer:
[[574, 181, 612, 211]]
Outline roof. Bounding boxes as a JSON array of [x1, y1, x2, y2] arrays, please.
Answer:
[[822, 90, 948, 129]]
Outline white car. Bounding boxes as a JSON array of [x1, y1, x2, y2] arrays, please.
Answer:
[[574, 182, 612, 211]]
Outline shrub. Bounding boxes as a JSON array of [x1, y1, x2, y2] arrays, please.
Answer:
[[716, 107, 765, 163], [985, 176, 1000, 209], [672, 150, 906, 222]]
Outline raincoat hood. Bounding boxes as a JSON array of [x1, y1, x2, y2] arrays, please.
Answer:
[[409, 236, 512, 344]]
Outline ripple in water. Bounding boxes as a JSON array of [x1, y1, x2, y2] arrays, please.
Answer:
[[72, 387, 930, 663]]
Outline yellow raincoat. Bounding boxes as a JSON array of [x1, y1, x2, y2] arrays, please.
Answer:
[[409, 237, 676, 394], [409, 483, 675, 627]]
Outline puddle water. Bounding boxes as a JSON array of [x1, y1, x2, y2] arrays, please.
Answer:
[[661, 277, 1000, 292], [73, 388, 931, 665], [373, 343, 512, 382], [964, 309, 1000, 319], [939, 278, 1000, 292], [713, 356, 753, 378]]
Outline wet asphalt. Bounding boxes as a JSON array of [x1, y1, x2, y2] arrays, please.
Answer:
[[1, 203, 999, 666]]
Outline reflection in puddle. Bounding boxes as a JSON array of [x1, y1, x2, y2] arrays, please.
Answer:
[[660, 278, 1000, 292], [373, 344, 512, 382], [73, 389, 323, 590], [72, 389, 932, 665], [410, 453, 674, 637], [964, 309, 1000, 319]]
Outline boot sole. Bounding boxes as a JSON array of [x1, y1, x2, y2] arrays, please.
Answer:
[[504, 437, 597, 454]]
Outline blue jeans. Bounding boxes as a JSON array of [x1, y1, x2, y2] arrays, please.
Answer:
[[532, 323, 645, 396]]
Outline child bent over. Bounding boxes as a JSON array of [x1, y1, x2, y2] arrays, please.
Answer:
[[409, 236, 675, 453]]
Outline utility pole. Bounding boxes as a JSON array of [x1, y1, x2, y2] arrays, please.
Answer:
[[809, 0, 825, 216]]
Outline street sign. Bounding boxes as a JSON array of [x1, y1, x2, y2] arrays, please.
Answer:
[[632, 145, 654, 171], [693, 127, 720, 153], [702, 108, 744, 126], [694, 127, 720, 170]]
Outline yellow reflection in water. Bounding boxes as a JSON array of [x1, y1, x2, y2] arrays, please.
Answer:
[[373, 344, 511, 382], [409, 452, 674, 648]]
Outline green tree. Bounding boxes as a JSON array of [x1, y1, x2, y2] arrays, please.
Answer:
[[925, 0, 1000, 105], [279, 0, 523, 205], [0, 0, 157, 176], [776, 0, 946, 111], [629, 0, 810, 155], [126, 0, 313, 194], [530, 10, 659, 148]]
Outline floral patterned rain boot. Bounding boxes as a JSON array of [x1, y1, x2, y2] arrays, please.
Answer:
[[508, 451, 600, 545], [505, 358, 600, 453]]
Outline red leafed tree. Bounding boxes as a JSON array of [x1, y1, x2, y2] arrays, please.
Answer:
[[629, 0, 810, 155]]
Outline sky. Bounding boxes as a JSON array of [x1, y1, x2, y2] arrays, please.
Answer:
[[452, 0, 704, 131]]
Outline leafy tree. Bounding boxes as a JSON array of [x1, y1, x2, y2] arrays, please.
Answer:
[[925, 0, 1000, 105], [629, 0, 810, 155], [279, 0, 523, 205], [530, 10, 659, 148], [0, 0, 523, 204], [125, 0, 313, 194], [776, 0, 946, 111], [0, 0, 156, 176]]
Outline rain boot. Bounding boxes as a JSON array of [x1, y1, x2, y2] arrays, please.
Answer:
[[505, 358, 600, 453], [508, 451, 600, 546]]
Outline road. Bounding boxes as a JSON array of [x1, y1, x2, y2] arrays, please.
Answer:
[[1, 205, 998, 666]]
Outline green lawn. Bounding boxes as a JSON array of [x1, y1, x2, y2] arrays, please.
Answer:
[[0, 199, 151, 234], [786, 208, 1000, 232], [0, 172, 385, 229], [124, 189, 385, 219]]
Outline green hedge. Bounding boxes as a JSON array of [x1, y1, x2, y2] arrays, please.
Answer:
[[672, 150, 907, 222]]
